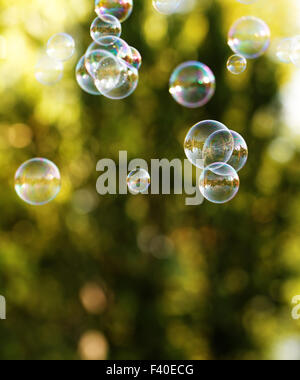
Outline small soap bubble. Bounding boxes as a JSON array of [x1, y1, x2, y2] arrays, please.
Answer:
[[46, 33, 75, 62], [228, 16, 271, 59], [129, 47, 142, 70], [199, 163, 240, 204], [95, 0, 133, 23], [276, 38, 294, 64], [152, 0, 182, 15], [227, 54, 247, 75], [95, 60, 138, 99], [15, 158, 61, 206], [169, 61, 215, 108], [90, 15, 122, 44], [227, 131, 248, 172], [76, 55, 101, 96], [184, 120, 229, 169], [203, 129, 234, 167], [35, 54, 64, 86], [127, 168, 151, 194]]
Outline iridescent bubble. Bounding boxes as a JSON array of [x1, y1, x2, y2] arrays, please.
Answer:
[[169, 61, 216, 108], [276, 38, 293, 64], [227, 130, 248, 172], [184, 120, 229, 169], [35, 54, 64, 86], [96, 60, 138, 99], [203, 129, 234, 167], [199, 163, 240, 204], [94, 55, 123, 93], [85, 48, 118, 78], [86, 37, 132, 63], [127, 168, 150, 194], [95, 0, 133, 23], [76, 55, 101, 96], [129, 47, 142, 70], [90, 15, 122, 44], [152, 0, 182, 15], [46, 33, 75, 62], [15, 158, 61, 206], [228, 16, 271, 59], [227, 54, 247, 75], [290, 36, 300, 67]]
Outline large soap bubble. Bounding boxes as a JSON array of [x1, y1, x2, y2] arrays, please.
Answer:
[[184, 120, 229, 169], [228, 16, 271, 59], [15, 158, 61, 206], [169, 61, 216, 108], [199, 163, 240, 204], [203, 129, 234, 167], [95, 0, 133, 23]]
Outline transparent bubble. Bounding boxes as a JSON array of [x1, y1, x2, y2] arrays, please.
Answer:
[[95, 0, 133, 23], [85, 48, 118, 80], [127, 168, 150, 194], [169, 61, 215, 108], [228, 16, 271, 59], [90, 15, 121, 44], [96, 60, 138, 99], [152, 0, 182, 15], [227, 131, 248, 172], [290, 36, 300, 67], [276, 38, 293, 64], [199, 163, 240, 204], [129, 47, 142, 70], [203, 129, 234, 167], [184, 120, 229, 169], [227, 54, 247, 75], [15, 158, 61, 206], [76, 55, 101, 96], [46, 33, 75, 62], [94, 55, 123, 93], [35, 54, 64, 86], [86, 37, 132, 63]]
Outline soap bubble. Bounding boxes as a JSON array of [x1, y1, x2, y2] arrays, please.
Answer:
[[86, 37, 132, 63], [276, 38, 293, 64], [228, 16, 271, 59], [127, 168, 150, 194], [184, 120, 229, 169], [46, 33, 75, 62], [35, 54, 64, 86], [85, 48, 120, 81], [95, 0, 133, 23], [169, 61, 215, 108], [96, 60, 138, 99], [76, 55, 101, 96], [290, 36, 300, 67], [199, 163, 240, 204], [93, 55, 123, 93], [227, 131, 248, 172], [90, 15, 122, 44], [15, 158, 61, 206], [227, 54, 247, 75], [203, 129, 234, 167], [129, 47, 142, 70], [152, 0, 182, 15]]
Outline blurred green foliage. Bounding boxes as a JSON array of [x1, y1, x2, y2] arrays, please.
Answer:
[[0, 0, 300, 360]]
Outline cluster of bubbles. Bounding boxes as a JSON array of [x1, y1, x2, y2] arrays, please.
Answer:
[[184, 120, 248, 204], [226, 16, 271, 75], [169, 61, 216, 108], [76, 0, 141, 100], [35, 33, 75, 86]]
